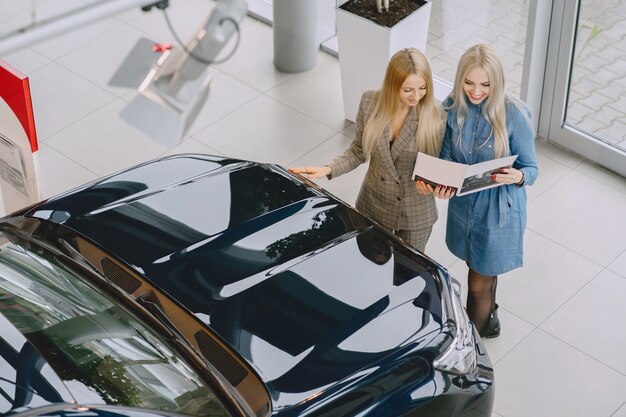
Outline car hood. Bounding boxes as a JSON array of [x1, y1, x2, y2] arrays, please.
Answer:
[[23, 154, 446, 410]]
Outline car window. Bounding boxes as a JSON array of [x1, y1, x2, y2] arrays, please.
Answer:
[[0, 234, 232, 417]]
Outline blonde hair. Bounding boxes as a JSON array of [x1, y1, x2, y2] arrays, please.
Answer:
[[362, 48, 443, 158], [449, 44, 511, 158]]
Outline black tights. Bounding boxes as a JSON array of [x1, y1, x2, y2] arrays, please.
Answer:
[[466, 268, 498, 334]]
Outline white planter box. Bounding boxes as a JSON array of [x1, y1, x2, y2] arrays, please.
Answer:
[[336, 1, 432, 122]]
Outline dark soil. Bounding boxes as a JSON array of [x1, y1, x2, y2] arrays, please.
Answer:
[[339, 0, 427, 28]]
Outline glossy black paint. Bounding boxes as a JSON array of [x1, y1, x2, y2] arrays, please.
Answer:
[[7, 154, 493, 416]]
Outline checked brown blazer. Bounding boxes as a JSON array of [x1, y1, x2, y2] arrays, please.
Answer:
[[327, 90, 438, 248]]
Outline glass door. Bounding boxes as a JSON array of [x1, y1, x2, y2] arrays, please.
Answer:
[[540, 0, 626, 176]]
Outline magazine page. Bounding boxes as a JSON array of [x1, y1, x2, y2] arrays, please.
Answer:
[[412, 152, 468, 194], [457, 155, 518, 196]]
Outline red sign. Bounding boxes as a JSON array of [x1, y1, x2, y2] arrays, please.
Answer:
[[0, 60, 38, 152], [0, 60, 40, 214]]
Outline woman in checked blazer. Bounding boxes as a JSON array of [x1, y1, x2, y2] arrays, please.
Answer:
[[290, 48, 443, 252]]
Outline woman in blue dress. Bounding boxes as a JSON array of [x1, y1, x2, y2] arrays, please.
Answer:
[[417, 44, 538, 338]]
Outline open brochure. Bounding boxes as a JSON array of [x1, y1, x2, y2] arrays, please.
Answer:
[[412, 153, 518, 196]]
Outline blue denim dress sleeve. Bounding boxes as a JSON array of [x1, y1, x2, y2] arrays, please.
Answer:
[[440, 96, 454, 162], [441, 99, 538, 276]]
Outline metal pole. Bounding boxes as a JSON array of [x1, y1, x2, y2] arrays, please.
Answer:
[[273, 0, 319, 73], [0, 0, 159, 56]]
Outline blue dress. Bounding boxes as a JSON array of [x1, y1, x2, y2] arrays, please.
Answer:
[[440, 96, 538, 276]]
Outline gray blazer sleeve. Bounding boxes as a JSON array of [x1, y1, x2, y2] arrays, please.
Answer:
[[326, 90, 377, 179]]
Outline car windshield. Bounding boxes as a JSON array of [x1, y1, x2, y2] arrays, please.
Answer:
[[0, 232, 231, 417]]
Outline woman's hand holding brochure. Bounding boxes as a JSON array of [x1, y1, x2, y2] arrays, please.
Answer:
[[412, 152, 519, 197]]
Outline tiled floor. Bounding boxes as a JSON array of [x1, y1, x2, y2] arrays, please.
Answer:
[[2, 1, 626, 416]]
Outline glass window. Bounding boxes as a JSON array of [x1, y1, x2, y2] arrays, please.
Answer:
[[427, 0, 530, 98], [566, 0, 626, 152], [0, 235, 231, 417]]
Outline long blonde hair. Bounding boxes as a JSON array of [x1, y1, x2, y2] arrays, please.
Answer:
[[362, 48, 442, 158], [449, 44, 511, 158]]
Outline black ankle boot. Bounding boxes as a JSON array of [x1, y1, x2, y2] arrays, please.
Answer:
[[480, 304, 501, 339]]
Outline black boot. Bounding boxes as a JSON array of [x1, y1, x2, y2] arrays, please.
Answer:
[[480, 304, 501, 339]]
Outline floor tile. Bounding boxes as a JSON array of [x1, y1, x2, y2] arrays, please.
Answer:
[[288, 131, 368, 206], [1, 48, 50, 75], [213, 20, 295, 92], [266, 52, 351, 131], [479, 309, 534, 364], [126, 3, 259, 39], [493, 329, 626, 417], [36, 144, 98, 197], [186, 68, 261, 136], [541, 269, 626, 374], [443, 261, 538, 365], [534, 139, 584, 169], [31, 16, 123, 60], [127, 0, 219, 44], [60, 31, 262, 128], [497, 230, 602, 325], [235, 14, 259, 30], [613, 402, 626, 417], [28, 62, 117, 140], [191, 94, 335, 166], [0, 1, 31, 22], [56, 25, 156, 98], [608, 250, 626, 278], [437, 227, 603, 328], [341, 122, 356, 139], [126, 0, 258, 71], [526, 151, 572, 203], [44, 99, 168, 177], [163, 137, 221, 157], [576, 160, 626, 196], [111, 5, 144, 23], [527, 169, 626, 266], [0, 0, 84, 35]]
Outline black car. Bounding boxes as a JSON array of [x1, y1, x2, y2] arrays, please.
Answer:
[[0, 154, 493, 417]]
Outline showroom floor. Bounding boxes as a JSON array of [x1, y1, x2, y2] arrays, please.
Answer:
[[1, 1, 626, 416]]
